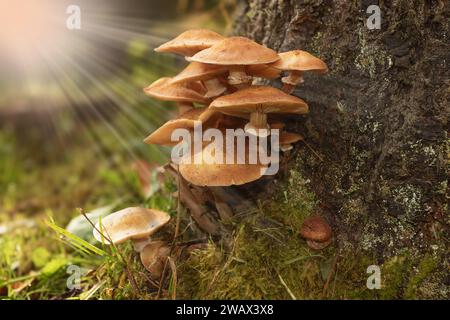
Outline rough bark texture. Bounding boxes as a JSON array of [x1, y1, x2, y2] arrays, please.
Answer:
[[233, 0, 449, 260]]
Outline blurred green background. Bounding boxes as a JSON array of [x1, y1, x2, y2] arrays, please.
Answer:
[[0, 0, 234, 223]]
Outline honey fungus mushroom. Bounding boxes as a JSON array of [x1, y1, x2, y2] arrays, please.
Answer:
[[300, 216, 332, 250], [154, 29, 225, 57], [271, 50, 328, 93], [178, 137, 268, 186], [93, 207, 170, 246], [170, 62, 228, 99], [140, 240, 171, 279], [143, 107, 222, 146], [279, 132, 304, 152], [143, 77, 208, 115], [200, 86, 308, 137], [188, 37, 279, 88]]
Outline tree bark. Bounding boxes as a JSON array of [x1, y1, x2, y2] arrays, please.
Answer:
[[233, 0, 449, 258]]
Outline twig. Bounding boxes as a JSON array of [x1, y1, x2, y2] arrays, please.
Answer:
[[168, 257, 178, 300], [278, 272, 297, 300], [302, 140, 325, 162], [173, 165, 182, 241]]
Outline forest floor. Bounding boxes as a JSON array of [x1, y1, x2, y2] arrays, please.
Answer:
[[1, 124, 443, 299]]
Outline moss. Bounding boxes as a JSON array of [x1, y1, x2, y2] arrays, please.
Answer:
[[177, 166, 447, 299], [404, 255, 438, 299], [177, 171, 323, 299], [379, 255, 410, 299]]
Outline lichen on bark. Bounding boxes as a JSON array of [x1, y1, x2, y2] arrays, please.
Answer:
[[229, 0, 449, 298]]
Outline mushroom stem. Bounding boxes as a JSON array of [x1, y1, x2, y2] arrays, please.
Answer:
[[228, 65, 252, 88], [281, 70, 304, 94], [244, 112, 270, 137], [203, 78, 227, 98], [250, 112, 268, 128], [177, 102, 194, 115], [132, 237, 153, 252], [280, 144, 293, 152]]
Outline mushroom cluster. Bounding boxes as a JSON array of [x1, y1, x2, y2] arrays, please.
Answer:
[[145, 29, 328, 189], [91, 31, 329, 281]]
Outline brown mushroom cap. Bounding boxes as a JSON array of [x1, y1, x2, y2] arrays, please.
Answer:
[[154, 29, 225, 56], [144, 107, 221, 146], [279, 132, 304, 145], [170, 62, 228, 84], [93, 207, 171, 244], [272, 50, 328, 73], [246, 64, 282, 79], [143, 77, 208, 104], [140, 241, 171, 278], [299, 216, 332, 243], [200, 86, 308, 118], [188, 37, 279, 66], [179, 138, 268, 186], [270, 121, 286, 130]]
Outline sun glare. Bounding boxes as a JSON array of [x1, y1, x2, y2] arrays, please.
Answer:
[[0, 0, 69, 72]]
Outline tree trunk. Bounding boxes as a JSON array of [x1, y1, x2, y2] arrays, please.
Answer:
[[233, 1, 448, 261]]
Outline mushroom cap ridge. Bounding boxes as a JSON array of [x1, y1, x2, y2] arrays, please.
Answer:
[[201, 86, 308, 117], [154, 29, 225, 56], [179, 136, 268, 186], [272, 50, 328, 73], [189, 37, 279, 66], [300, 216, 332, 242], [170, 62, 228, 84], [144, 77, 208, 104], [93, 207, 170, 244]]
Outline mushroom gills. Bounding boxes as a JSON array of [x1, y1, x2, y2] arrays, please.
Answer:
[[203, 78, 227, 98], [228, 65, 252, 87], [177, 102, 194, 115]]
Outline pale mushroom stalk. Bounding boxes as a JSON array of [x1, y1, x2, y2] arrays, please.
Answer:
[[244, 111, 270, 137], [203, 78, 227, 98], [228, 65, 252, 88], [177, 102, 194, 115], [281, 70, 304, 94], [280, 144, 293, 152], [132, 237, 153, 252]]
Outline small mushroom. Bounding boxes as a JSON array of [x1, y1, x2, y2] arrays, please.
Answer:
[[271, 50, 328, 94], [188, 37, 279, 88], [200, 86, 308, 137], [140, 240, 171, 279], [300, 216, 332, 250], [144, 107, 221, 146], [93, 207, 170, 245], [178, 137, 268, 186], [170, 62, 228, 99], [154, 29, 225, 57], [279, 132, 304, 152], [143, 77, 208, 115]]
